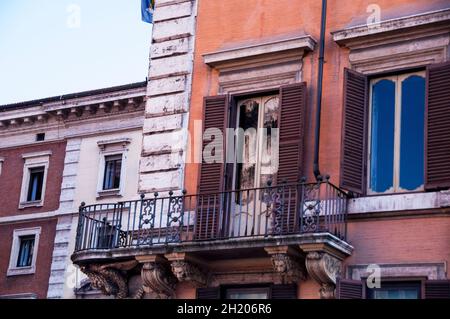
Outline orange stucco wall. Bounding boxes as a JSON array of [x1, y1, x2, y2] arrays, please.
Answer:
[[185, 0, 450, 195]]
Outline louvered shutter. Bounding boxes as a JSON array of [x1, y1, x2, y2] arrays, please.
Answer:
[[197, 287, 221, 299], [425, 62, 450, 190], [336, 278, 363, 299], [195, 95, 228, 240], [425, 280, 450, 299], [271, 284, 298, 299], [277, 83, 307, 233], [340, 68, 368, 195]]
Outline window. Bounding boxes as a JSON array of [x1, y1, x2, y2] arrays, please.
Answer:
[[36, 133, 45, 141], [7, 227, 41, 276], [96, 138, 130, 198], [19, 151, 51, 208], [226, 287, 270, 299], [16, 235, 35, 267], [234, 95, 280, 191], [367, 281, 421, 299], [27, 167, 44, 202], [102, 154, 122, 190], [368, 71, 425, 194]]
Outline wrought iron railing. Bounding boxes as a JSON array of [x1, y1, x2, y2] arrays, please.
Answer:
[[74, 178, 348, 252]]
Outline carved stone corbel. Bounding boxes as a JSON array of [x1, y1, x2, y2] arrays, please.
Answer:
[[170, 260, 207, 287], [79, 263, 130, 299], [138, 256, 178, 299], [304, 252, 342, 299], [265, 246, 307, 283]]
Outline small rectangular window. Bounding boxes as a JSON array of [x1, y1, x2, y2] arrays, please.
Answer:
[[36, 133, 45, 142], [103, 155, 122, 190], [27, 167, 45, 202], [16, 235, 35, 268], [225, 287, 270, 299]]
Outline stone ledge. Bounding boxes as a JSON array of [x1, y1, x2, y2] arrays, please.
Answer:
[[332, 8, 450, 46]]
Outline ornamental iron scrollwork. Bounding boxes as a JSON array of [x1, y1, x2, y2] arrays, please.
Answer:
[[301, 182, 322, 233], [166, 191, 185, 243], [137, 193, 158, 246], [262, 181, 284, 235]]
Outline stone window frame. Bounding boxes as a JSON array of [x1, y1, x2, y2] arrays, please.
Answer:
[[7, 227, 41, 277], [0, 156, 4, 176], [96, 138, 131, 198], [202, 35, 316, 94], [331, 8, 450, 74], [19, 151, 52, 209]]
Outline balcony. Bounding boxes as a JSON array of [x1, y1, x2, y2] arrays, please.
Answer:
[[71, 178, 353, 299]]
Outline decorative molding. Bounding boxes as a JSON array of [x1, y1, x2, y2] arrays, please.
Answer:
[[203, 35, 316, 68], [97, 138, 132, 150], [332, 8, 450, 74], [170, 260, 207, 287], [265, 246, 306, 284], [78, 261, 137, 299], [141, 262, 178, 299], [305, 252, 342, 299], [21, 150, 52, 159], [347, 262, 448, 281], [7, 227, 41, 277], [332, 8, 450, 45]]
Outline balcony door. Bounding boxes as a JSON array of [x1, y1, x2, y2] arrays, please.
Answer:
[[229, 95, 280, 237]]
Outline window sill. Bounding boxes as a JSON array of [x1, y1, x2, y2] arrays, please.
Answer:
[[348, 190, 450, 215], [18, 201, 43, 209], [7, 266, 36, 277], [97, 189, 122, 199]]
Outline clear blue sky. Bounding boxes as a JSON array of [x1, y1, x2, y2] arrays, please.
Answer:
[[0, 1, 152, 105]]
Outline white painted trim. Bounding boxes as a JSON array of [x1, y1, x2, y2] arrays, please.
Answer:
[[21, 150, 52, 159], [348, 262, 447, 280], [0, 293, 38, 299], [7, 227, 41, 277], [0, 156, 4, 176], [96, 143, 129, 197], [0, 210, 76, 224]]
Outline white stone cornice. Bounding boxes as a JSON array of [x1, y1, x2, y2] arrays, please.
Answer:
[[203, 35, 316, 69], [22, 150, 52, 159], [332, 8, 450, 47]]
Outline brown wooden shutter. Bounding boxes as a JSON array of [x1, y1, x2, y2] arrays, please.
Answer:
[[336, 278, 364, 299], [425, 62, 450, 190], [197, 287, 221, 299], [425, 280, 450, 299], [277, 83, 307, 233], [271, 284, 297, 299], [277, 83, 307, 184], [195, 95, 228, 240], [340, 68, 369, 195]]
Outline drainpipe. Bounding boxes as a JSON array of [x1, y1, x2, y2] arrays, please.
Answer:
[[313, 0, 327, 180]]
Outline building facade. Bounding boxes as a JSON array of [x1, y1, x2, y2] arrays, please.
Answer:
[[1, 0, 450, 299]]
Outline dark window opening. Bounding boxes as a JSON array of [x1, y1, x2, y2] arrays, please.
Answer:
[[36, 133, 45, 142], [27, 167, 44, 202], [103, 155, 122, 190], [225, 287, 270, 299], [16, 235, 35, 268], [367, 281, 421, 299]]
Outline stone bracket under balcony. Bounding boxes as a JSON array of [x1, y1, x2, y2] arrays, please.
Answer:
[[73, 233, 353, 299]]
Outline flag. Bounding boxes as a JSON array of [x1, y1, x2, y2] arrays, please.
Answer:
[[141, 0, 155, 24]]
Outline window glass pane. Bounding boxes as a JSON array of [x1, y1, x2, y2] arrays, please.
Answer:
[[103, 155, 122, 190], [27, 167, 44, 201], [370, 79, 396, 193], [400, 75, 425, 190], [17, 235, 35, 267], [370, 288, 420, 299], [228, 292, 269, 299], [260, 97, 280, 188], [236, 100, 259, 194]]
